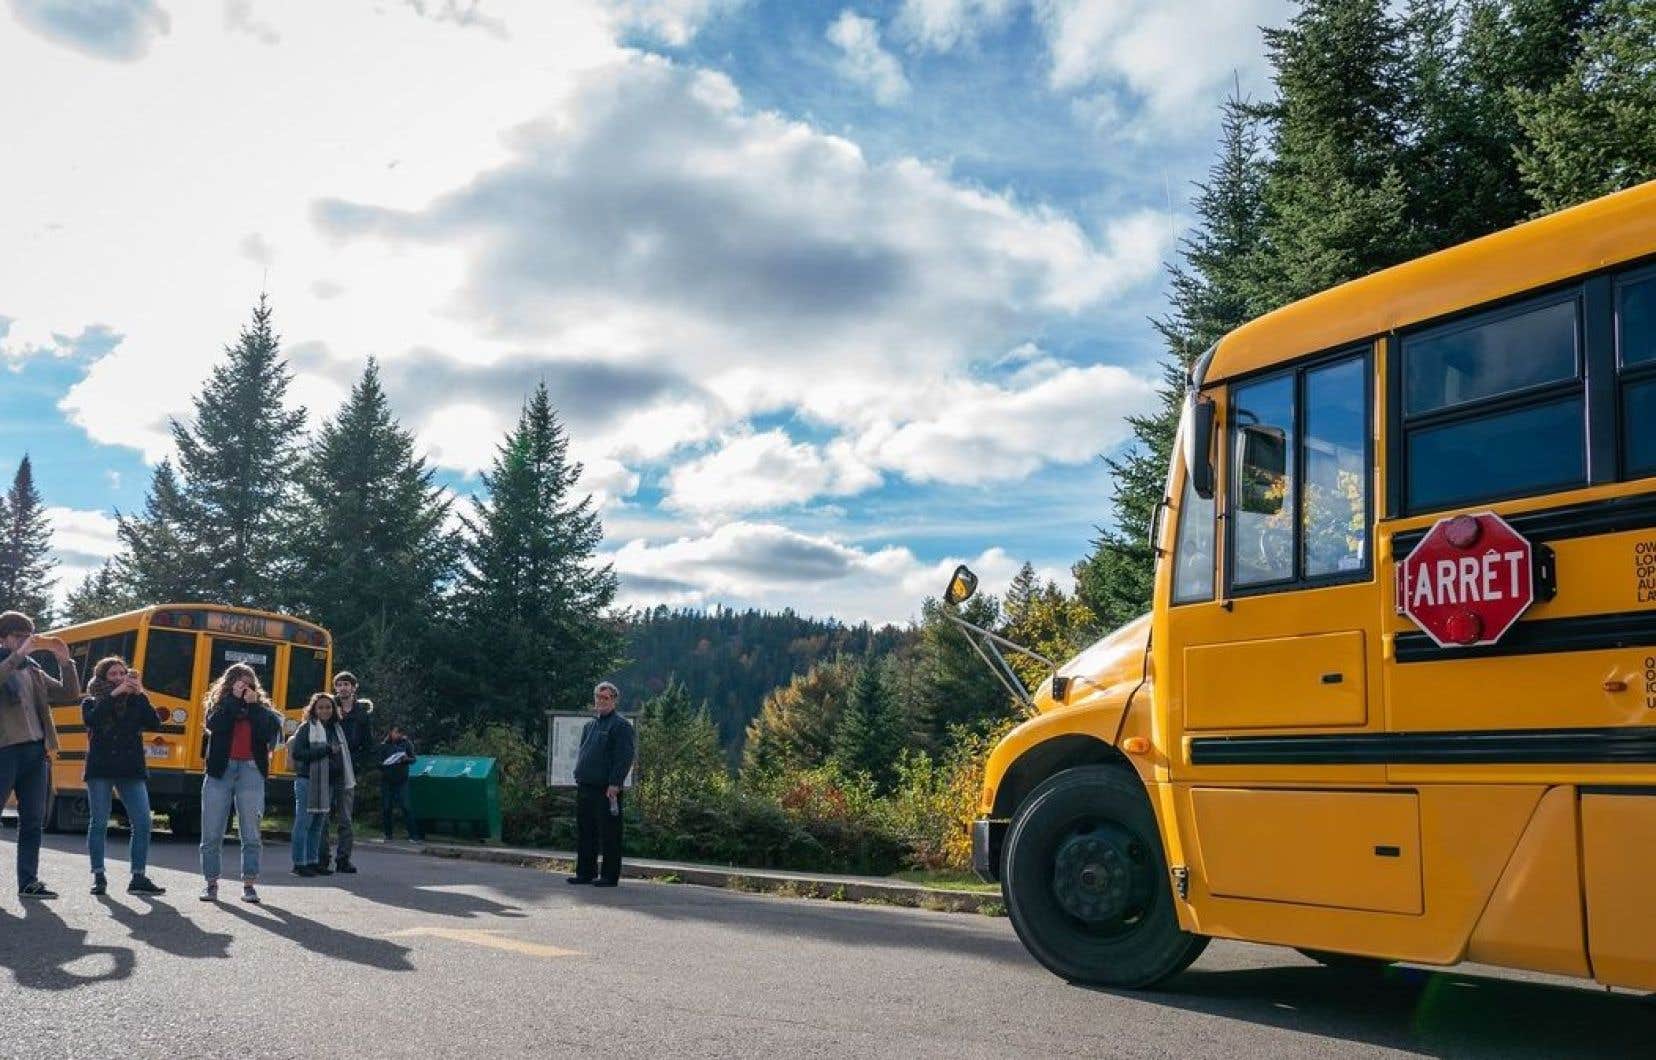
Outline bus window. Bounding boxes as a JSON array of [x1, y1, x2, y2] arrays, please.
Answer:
[[83, 631, 139, 671], [1231, 373, 1296, 586], [285, 646, 328, 710], [1402, 293, 1585, 511], [1302, 357, 1367, 577], [1619, 269, 1656, 476], [143, 628, 197, 701], [1173, 454, 1216, 604], [207, 637, 276, 698]]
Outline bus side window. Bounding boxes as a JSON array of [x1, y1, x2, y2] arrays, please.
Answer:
[[1618, 268, 1656, 477], [143, 629, 197, 701], [1173, 425, 1217, 604], [1231, 374, 1296, 586]]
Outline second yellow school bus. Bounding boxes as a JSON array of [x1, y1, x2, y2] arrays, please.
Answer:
[[43, 604, 331, 835], [960, 178, 1656, 992]]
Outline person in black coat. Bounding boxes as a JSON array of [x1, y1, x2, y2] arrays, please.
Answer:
[[567, 682, 635, 888], [82, 656, 171, 896], [375, 724, 422, 841]]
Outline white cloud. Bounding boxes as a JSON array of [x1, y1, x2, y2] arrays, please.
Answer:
[[7, 0, 171, 61], [896, 0, 1017, 51], [610, 521, 1061, 624], [45, 506, 121, 606], [827, 10, 910, 105], [601, 0, 745, 45], [223, 0, 277, 45], [664, 429, 880, 516]]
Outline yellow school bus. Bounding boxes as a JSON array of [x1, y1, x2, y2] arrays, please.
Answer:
[[958, 179, 1656, 991], [41, 604, 331, 835]]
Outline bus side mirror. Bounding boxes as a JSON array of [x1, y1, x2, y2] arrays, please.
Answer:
[[944, 565, 978, 606], [1237, 424, 1288, 515], [1184, 394, 1216, 500]]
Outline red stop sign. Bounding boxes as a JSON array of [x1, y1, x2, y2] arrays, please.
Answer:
[[1396, 511, 1535, 647]]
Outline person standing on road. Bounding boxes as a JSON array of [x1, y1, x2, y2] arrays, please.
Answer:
[[82, 655, 170, 896], [319, 670, 372, 874], [375, 723, 421, 842], [0, 611, 80, 900], [199, 663, 284, 904], [567, 682, 634, 889], [287, 692, 353, 878]]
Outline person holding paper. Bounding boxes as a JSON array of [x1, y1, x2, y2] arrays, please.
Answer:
[[375, 723, 421, 841]]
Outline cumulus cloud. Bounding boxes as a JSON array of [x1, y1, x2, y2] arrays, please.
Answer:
[[0, 318, 122, 367], [896, 0, 1017, 51], [45, 506, 121, 604], [238, 232, 274, 265], [664, 429, 880, 516], [827, 10, 910, 105], [611, 521, 1060, 624], [7, 0, 171, 61], [602, 0, 745, 45], [401, 0, 508, 38], [223, 0, 277, 44]]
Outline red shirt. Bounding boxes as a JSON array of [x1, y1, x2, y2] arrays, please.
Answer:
[[228, 718, 254, 761]]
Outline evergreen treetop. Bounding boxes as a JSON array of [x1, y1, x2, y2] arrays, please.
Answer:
[[0, 455, 56, 623]]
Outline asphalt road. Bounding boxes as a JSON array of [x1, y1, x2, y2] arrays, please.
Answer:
[[0, 832, 1648, 1059]]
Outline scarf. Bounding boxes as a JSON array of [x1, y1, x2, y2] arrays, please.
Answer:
[[303, 719, 356, 814]]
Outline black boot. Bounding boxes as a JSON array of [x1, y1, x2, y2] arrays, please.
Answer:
[[90, 873, 107, 896]]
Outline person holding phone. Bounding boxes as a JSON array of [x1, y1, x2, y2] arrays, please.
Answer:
[[198, 663, 283, 904], [82, 655, 171, 895], [0, 611, 80, 900]]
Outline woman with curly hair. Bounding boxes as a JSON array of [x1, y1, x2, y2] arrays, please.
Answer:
[[198, 663, 284, 904], [81, 655, 171, 896]]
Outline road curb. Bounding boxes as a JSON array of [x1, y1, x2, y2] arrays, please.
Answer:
[[417, 842, 1004, 915]]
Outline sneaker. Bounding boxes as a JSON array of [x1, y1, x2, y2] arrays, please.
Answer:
[[199, 882, 219, 902], [566, 876, 594, 885], [19, 880, 58, 899], [127, 874, 166, 895], [90, 873, 108, 896], [335, 859, 358, 874], [241, 884, 261, 904]]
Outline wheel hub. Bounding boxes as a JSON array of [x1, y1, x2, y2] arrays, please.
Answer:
[[1051, 822, 1153, 929]]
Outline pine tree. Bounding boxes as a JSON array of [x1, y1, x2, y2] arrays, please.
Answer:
[[62, 561, 132, 624], [742, 655, 859, 779], [638, 677, 726, 788], [458, 383, 622, 738], [294, 358, 458, 719], [165, 296, 307, 608], [1255, 0, 1417, 306], [1001, 574, 1097, 690], [1515, 0, 1656, 211], [831, 656, 906, 791], [911, 596, 1013, 741], [0, 456, 56, 622], [1075, 94, 1266, 630], [115, 459, 201, 603]]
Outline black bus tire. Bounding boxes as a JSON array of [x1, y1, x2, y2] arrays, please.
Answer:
[[1002, 765, 1207, 989], [167, 804, 201, 840]]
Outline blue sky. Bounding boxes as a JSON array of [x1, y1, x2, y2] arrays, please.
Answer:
[[0, 0, 1287, 623]]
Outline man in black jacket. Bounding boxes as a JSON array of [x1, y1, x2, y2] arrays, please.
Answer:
[[567, 682, 634, 888], [321, 671, 374, 874]]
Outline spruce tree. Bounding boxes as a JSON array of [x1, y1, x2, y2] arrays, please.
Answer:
[[831, 656, 905, 791], [115, 459, 201, 603], [1075, 94, 1266, 630], [1255, 0, 1417, 306], [912, 595, 1013, 740], [0, 455, 56, 622], [294, 358, 458, 716], [62, 561, 131, 624], [638, 677, 725, 788], [458, 383, 621, 738], [166, 296, 307, 608], [1515, 0, 1656, 211]]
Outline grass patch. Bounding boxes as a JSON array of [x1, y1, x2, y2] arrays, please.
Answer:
[[891, 869, 999, 894]]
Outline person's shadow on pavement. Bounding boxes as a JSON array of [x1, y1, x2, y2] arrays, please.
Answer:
[[215, 899, 416, 972], [98, 895, 233, 960], [0, 900, 137, 990]]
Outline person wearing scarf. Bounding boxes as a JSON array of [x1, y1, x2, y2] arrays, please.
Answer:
[[286, 693, 355, 877]]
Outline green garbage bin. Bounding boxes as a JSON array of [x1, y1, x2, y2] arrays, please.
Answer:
[[407, 755, 502, 841]]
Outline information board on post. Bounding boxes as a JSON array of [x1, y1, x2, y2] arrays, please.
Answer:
[[546, 711, 637, 788]]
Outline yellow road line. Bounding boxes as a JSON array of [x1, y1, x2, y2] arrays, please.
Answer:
[[388, 926, 582, 958]]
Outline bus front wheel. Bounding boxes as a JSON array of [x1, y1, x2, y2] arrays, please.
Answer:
[[1002, 765, 1207, 989]]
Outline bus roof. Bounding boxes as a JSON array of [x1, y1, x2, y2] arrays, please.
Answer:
[[1204, 178, 1656, 385], [49, 603, 328, 640]]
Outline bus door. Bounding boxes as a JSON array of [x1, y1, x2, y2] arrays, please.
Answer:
[[136, 623, 201, 774], [1381, 277, 1656, 985], [1162, 346, 1420, 928]]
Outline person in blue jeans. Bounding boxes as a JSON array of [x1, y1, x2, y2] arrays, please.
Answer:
[[82, 655, 171, 896], [375, 724, 421, 841], [0, 611, 80, 900], [198, 663, 284, 904], [286, 692, 352, 876]]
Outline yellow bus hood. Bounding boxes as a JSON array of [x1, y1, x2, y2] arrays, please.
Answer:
[[1033, 612, 1151, 713]]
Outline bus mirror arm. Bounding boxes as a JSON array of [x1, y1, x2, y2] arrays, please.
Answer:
[[940, 608, 1057, 711]]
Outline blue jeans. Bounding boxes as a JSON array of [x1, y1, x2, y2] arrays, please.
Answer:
[[87, 777, 152, 876], [200, 759, 265, 882], [382, 779, 421, 840], [290, 778, 327, 866], [0, 740, 49, 887]]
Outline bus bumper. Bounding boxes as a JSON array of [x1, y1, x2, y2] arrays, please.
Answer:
[[971, 817, 1007, 883]]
